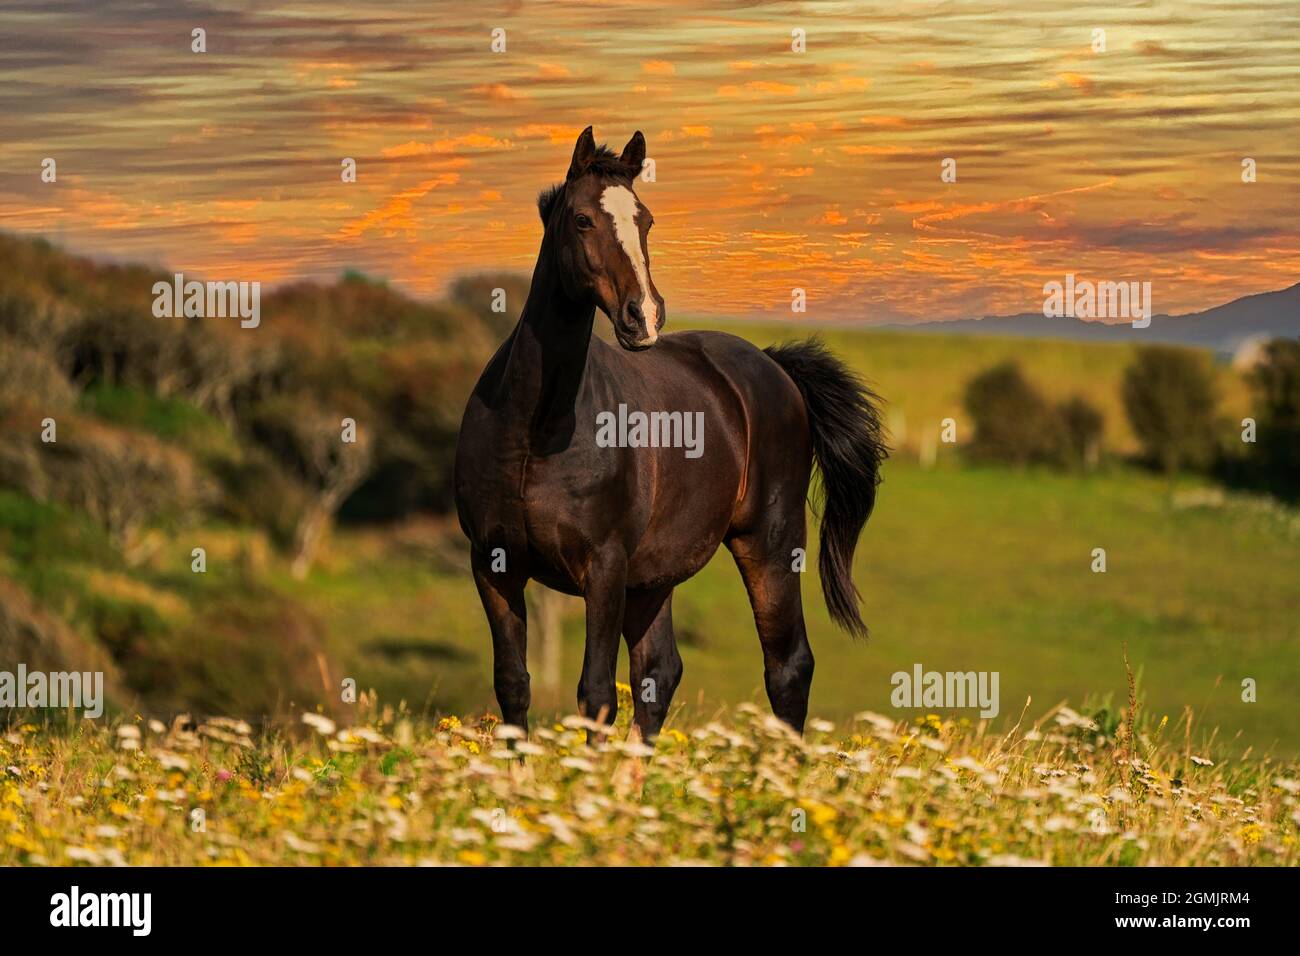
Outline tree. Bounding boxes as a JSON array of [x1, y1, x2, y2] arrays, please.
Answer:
[[1058, 396, 1105, 471], [247, 396, 375, 579], [1121, 347, 1217, 475], [1247, 338, 1300, 500], [963, 362, 1064, 465]]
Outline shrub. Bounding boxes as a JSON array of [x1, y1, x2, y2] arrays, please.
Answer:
[[1121, 346, 1218, 475], [0, 576, 124, 700], [133, 592, 341, 717], [0, 414, 210, 551], [1245, 338, 1300, 500], [246, 394, 375, 577], [0, 285, 79, 352], [208, 449, 308, 549], [0, 339, 78, 413], [449, 271, 530, 340], [79, 383, 232, 449], [60, 305, 279, 420], [963, 362, 1065, 465], [1058, 396, 1105, 471]]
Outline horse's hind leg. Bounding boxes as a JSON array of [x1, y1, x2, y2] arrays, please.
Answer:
[[471, 549, 530, 731], [727, 519, 814, 733], [622, 587, 682, 739]]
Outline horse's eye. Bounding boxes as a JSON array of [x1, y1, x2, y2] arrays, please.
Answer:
[[575, 213, 594, 230]]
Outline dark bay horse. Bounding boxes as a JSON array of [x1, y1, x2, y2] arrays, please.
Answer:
[[454, 127, 888, 737]]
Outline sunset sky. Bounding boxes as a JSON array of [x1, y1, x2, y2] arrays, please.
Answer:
[[2, 0, 1298, 322]]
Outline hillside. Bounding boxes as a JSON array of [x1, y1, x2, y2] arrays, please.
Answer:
[[881, 282, 1300, 353], [0, 230, 520, 717]]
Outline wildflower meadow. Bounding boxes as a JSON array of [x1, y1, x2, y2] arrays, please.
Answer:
[[3, 686, 1295, 867]]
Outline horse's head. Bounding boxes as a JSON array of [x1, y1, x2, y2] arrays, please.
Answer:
[[539, 126, 665, 351]]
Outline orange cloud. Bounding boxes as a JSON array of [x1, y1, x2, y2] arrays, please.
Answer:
[[1055, 72, 1096, 94], [860, 115, 915, 130], [515, 124, 574, 144], [840, 145, 911, 156], [718, 80, 799, 97], [472, 83, 527, 101], [381, 132, 512, 157], [336, 173, 460, 239], [813, 77, 871, 93]]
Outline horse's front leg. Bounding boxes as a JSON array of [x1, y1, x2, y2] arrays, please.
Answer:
[[577, 547, 628, 731], [623, 587, 682, 739], [471, 548, 530, 732]]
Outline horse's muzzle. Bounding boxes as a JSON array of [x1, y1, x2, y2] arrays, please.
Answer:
[[616, 297, 664, 350]]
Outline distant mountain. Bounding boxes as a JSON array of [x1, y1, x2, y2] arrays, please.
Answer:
[[886, 282, 1300, 353]]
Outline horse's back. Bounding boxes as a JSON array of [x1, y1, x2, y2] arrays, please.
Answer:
[[634, 328, 801, 400], [595, 329, 813, 560], [644, 329, 811, 440]]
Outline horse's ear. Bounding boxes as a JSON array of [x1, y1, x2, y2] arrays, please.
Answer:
[[567, 126, 596, 180], [620, 131, 646, 173]]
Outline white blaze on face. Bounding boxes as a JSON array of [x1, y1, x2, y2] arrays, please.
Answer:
[[598, 184, 658, 342]]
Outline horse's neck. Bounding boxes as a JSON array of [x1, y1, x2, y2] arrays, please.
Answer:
[[495, 242, 595, 448]]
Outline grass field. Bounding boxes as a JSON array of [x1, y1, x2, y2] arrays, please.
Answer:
[[6, 326, 1292, 755], [3, 698, 1295, 866], [3, 323, 1297, 866], [273, 325, 1293, 755], [287, 456, 1299, 757], [684, 319, 1252, 456]]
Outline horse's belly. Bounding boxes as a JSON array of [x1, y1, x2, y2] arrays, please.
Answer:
[[625, 528, 727, 590], [522, 443, 741, 593], [624, 452, 741, 589]]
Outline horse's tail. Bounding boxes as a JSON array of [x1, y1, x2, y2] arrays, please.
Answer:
[[764, 337, 889, 639]]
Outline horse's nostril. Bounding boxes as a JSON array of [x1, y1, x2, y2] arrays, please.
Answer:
[[626, 299, 643, 322]]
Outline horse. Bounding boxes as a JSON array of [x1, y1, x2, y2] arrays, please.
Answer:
[[454, 127, 888, 738]]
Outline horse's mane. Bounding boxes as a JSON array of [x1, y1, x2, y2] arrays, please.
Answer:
[[537, 144, 638, 225]]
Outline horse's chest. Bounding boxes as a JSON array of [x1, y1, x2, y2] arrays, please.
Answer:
[[453, 411, 531, 550], [519, 451, 635, 581]]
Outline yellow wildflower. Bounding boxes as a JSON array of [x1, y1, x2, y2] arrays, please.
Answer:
[[5, 833, 38, 852], [810, 804, 837, 827]]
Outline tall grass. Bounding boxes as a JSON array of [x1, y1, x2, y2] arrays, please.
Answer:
[[2, 698, 1294, 866]]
